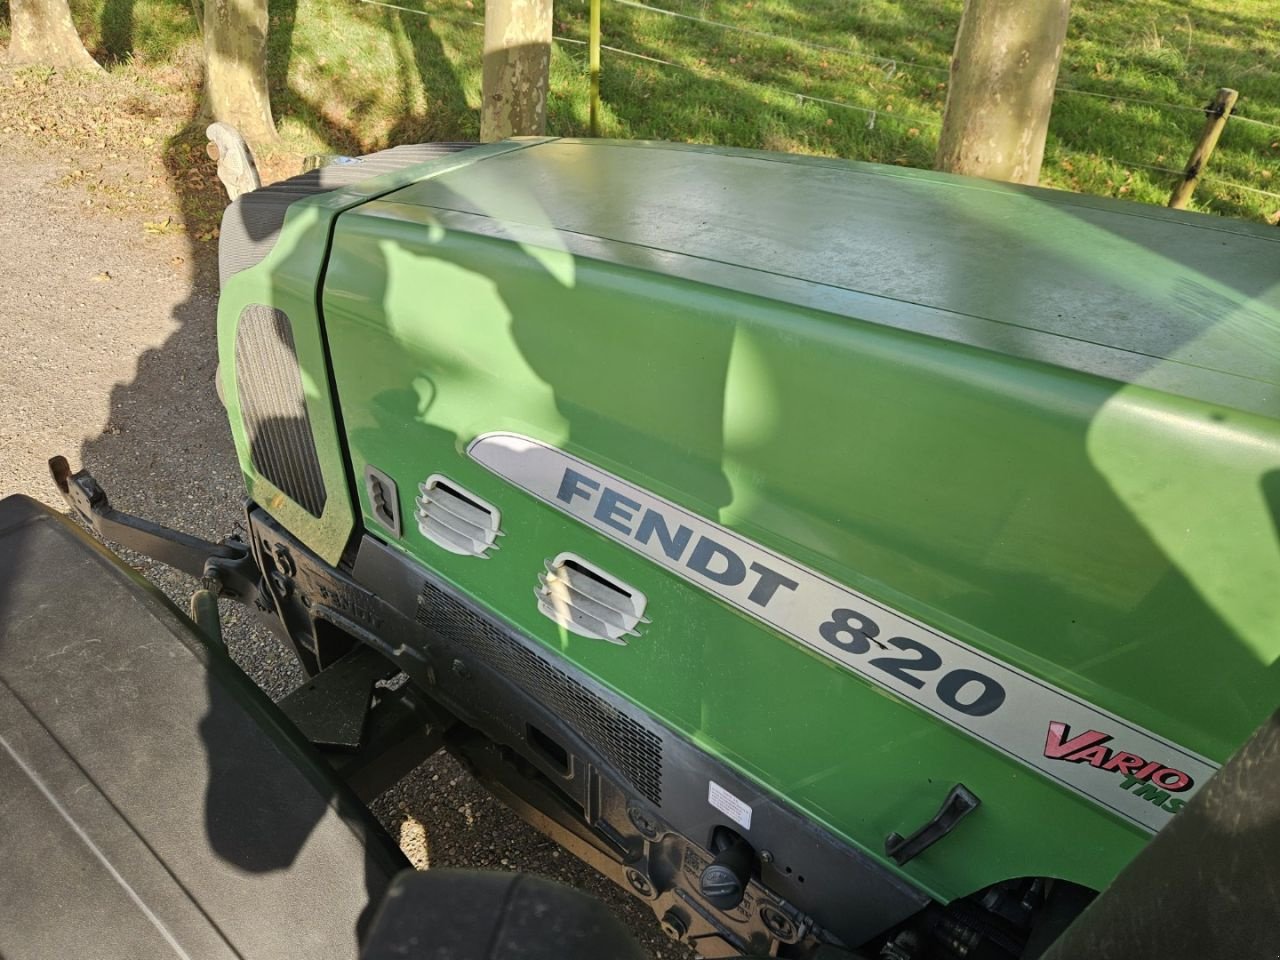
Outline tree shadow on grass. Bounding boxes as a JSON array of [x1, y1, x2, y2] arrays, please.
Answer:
[[99, 0, 134, 65], [388, 7, 477, 143], [265, 0, 474, 154], [564, 0, 951, 165], [263, 0, 366, 155]]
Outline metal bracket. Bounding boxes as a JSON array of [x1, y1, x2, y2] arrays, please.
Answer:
[[276, 645, 397, 751], [276, 645, 449, 801], [49, 456, 262, 604], [884, 783, 980, 866]]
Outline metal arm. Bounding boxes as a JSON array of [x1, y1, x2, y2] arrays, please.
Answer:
[[49, 456, 262, 604]]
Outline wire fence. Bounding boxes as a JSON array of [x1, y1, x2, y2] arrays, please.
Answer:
[[607, 0, 1280, 134], [612, 0, 946, 74], [353, 0, 1280, 210]]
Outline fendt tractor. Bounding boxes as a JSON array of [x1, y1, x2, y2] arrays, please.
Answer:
[[5, 137, 1279, 960]]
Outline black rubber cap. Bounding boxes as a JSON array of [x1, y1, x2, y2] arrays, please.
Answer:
[[700, 864, 747, 910], [699, 836, 755, 910]]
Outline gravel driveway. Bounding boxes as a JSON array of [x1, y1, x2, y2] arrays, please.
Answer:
[[0, 130, 689, 960]]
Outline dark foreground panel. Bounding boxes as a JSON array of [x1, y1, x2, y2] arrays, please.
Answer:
[[0, 495, 404, 960], [362, 869, 647, 960], [1042, 707, 1280, 960]]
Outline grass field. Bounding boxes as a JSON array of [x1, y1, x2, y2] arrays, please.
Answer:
[[6, 0, 1280, 222]]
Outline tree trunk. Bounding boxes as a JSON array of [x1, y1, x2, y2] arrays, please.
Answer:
[[480, 0, 552, 141], [203, 0, 277, 146], [8, 0, 101, 71], [936, 0, 1071, 185]]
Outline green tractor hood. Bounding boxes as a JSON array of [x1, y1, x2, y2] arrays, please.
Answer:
[[222, 138, 1280, 903]]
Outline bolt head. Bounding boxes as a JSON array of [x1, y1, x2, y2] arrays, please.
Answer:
[[760, 903, 796, 941], [659, 910, 688, 941], [624, 868, 653, 898], [627, 805, 658, 838], [273, 545, 296, 577]]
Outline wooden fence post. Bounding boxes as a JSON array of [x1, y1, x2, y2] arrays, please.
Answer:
[[1168, 87, 1238, 210], [589, 0, 602, 136], [480, 0, 553, 141]]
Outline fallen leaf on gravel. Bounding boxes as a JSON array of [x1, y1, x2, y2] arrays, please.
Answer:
[[92, 271, 112, 282], [143, 217, 173, 234]]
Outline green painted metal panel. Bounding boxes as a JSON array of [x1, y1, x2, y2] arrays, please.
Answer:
[[317, 140, 1280, 899], [216, 140, 546, 563], [380, 139, 1280, 415]]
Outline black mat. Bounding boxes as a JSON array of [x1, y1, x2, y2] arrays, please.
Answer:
[[0, 494, 404, 960]]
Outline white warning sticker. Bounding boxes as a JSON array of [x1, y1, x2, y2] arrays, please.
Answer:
[[708, 780, 753, 831]]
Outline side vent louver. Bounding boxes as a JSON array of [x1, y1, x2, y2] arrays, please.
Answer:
[[365, 465, 401, 537], [537, 553, 649, 644], [234, 305, 327, 517], [415, 475, 502, 557]]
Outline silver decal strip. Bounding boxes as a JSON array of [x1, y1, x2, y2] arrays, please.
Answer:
[[468, 432, 1217, 833]]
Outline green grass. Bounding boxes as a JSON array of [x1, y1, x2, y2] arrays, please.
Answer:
[[45, 0, 1280, 221]]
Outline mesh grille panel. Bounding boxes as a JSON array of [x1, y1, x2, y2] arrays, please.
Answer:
[[234, 305, 327, 517], [416, 580, 663, 804]]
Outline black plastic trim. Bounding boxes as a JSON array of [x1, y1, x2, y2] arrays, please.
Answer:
[[242, 505, 930, 952], [347, 529, 931, 948]]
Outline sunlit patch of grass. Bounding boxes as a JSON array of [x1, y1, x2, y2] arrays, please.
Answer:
[[58, 0, 1280, 221]]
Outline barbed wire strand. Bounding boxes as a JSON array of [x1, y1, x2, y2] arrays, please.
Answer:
[[1228, 113, 1280, 133], [1108, 158, 1191, 177], [1090, 157, 1280, 200], [1057, 89, 1280, 134], [356, 0, 483, 26], [555, 34, 679, 66], [1057, 88, 1280, 132], [1052, 86, 1205, 113], [1203, 178, 1280, 200], [790, 91, 940, 128]]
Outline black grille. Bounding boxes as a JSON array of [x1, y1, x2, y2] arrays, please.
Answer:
[[416, 580, 663, 805], [234, 305, 327, 517]]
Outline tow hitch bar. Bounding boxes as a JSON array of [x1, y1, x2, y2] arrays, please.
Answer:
[[49, 456, 262, 605]]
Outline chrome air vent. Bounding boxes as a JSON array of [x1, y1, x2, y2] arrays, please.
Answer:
[[415, 475, 502, 557], [537, 553, 649, 644]]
